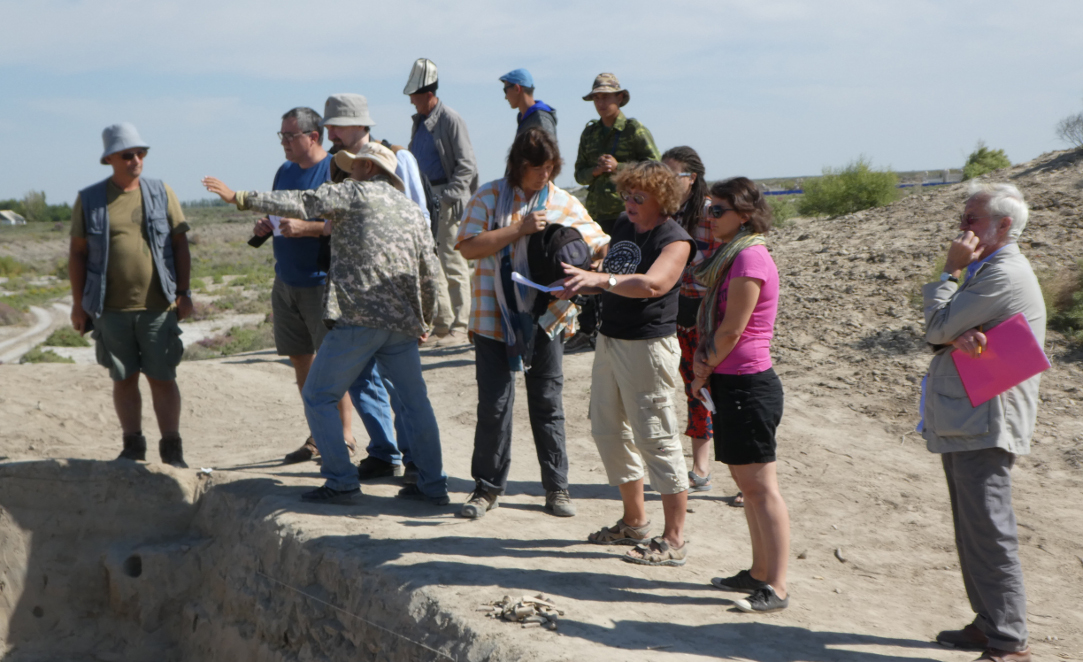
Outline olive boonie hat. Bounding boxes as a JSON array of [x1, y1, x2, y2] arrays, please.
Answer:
[[100, 122, 150, 164], [322, 94, 376, 128], [334, 142, 405, 192], [582, 73, 629, 107]]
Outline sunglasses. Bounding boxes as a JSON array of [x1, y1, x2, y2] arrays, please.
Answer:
[[503, 84, 516, 92], [277, 130, 314, 141], [620, 191, 648, 205], [705, 204, 736, 219], [120, 150, 148, 161]]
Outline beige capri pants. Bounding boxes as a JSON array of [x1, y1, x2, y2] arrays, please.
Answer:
[[589, 334, 690, 495]]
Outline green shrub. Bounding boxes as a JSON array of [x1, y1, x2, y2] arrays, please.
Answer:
[[0, 256, 31, 277], [20, 345, 75, 364], [4, 283, 70, 311], [797, 158, 899, 217], [767, 196, 799, 226], [183, 322, 275, 360], [44, 326, 90, 347], [962, 142, 1011, 180]]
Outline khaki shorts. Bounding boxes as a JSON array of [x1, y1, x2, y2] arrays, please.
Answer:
[[93, 310, 184, 381], [589, 334, 689, 494], [271, 277, 328, 356]]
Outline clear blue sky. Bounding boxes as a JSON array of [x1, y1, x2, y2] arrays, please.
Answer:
[[2, 0, 1081, 205]]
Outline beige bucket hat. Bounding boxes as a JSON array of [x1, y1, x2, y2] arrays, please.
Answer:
[[334, 142, 405, 192], [582, 73, 630, 106], [322, 94, 375, 127]]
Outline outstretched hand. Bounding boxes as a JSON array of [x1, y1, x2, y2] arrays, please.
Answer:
[[201, 177, 236, 205], [557, 262, 601, 299]]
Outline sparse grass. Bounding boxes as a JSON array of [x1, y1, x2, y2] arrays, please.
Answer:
[[2, 282, 70, 311], [798, 158, 900, 217], [20, 345, 75, 364], [43, 326, 90, 347], [191, 278, 207, 291], [0, 256, 31, 277], [183, 321, 276, 361], [0, 301, 25, 325], [1041, 261, 1083, 345], [908, 255, 948, 311]]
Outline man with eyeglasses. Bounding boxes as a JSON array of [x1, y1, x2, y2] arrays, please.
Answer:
[[69, 123, 192, 467], [921, 182, 1044, 662], [252, 106, 358, 464]]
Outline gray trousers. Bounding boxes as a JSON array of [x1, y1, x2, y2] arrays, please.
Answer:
[[941, 448, 1028, 652]]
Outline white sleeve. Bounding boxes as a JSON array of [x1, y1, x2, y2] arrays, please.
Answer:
[[395, 151, 431, 223]]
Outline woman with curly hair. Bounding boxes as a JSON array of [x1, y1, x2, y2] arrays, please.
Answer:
[[560, 160, 695, 566], [690, 177, 790, 612]]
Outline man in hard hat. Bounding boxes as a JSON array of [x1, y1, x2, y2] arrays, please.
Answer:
[[404, 58, 479, 346]]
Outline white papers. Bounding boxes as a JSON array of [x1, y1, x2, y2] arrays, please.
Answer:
[[269, 215, 283, 236], [699, 388, 716, 413], [511, 271, 564, 293]]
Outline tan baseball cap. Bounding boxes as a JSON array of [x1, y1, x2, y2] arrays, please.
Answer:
[[582, 73, 630, 106], [333, 142, 405, 192]]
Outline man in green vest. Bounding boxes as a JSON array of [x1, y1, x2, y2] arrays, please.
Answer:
[[68, 123, 193, 467]]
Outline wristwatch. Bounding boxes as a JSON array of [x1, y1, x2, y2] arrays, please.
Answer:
[[177, 289, 192, 297], [939, 272, 959, 284], [605, 274, 617, 290]]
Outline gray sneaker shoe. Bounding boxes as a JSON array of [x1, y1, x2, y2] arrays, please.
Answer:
[[461, 487, 499, 519], [688, 470, 712, 492], [544, 489, 576, 517], [712, 569, 769, 593], [733, 585, 789, 613]]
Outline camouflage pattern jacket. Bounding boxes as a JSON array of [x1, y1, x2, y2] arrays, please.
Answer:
[[237, 178, 438, 337], [573, 112, 660, 221]]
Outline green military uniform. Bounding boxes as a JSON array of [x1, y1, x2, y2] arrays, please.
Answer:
[[236, 177, 438, 338], [573, 112, 661, 224]]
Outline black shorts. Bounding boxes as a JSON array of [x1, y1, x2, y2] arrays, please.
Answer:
[[710, 368, 784, 465]]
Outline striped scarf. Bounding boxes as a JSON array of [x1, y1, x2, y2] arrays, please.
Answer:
[[694, 227, 766, 357]]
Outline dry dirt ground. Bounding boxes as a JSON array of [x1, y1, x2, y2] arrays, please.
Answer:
[[1, 149, 1082, 661]]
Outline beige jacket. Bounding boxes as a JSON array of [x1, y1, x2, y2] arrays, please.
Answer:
[[921, 243, 1046, 455]]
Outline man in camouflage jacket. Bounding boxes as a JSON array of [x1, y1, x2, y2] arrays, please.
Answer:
[[202, 143, 448, 505]]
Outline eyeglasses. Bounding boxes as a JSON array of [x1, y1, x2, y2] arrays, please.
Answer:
[[620, 191, 648, 205], [120, 150, 147, 161], [960, 213, 991, 227], [705, 204, 736, 219], [277, 130, 314, 142]]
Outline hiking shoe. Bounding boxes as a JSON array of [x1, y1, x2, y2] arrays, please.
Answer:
[[936, 624, 989, 651], [688, 470, 712, 492], [300, 485, 361, 504], [461, 487, 499, 519], [159, 436, 187, 469], [402, 461, 419, 485], [284, 437, 319, 464], [712, 569, 769, 593], [544, 489, 576, 517], [396, 484, 451, 506], [564, 331, 595, 352], [733, 585, 789, 613], [357, 456, 404, 480], [117, 433, 147, 462], [974, 648, 1031, 662]]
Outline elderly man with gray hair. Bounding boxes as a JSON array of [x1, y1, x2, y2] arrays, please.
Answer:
[[921, 182, 1044, 662]]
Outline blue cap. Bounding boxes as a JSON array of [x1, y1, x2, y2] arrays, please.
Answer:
[[499, 68, 534, 89]]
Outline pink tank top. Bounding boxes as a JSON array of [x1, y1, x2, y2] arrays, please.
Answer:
[[713, 245, 779, 375]]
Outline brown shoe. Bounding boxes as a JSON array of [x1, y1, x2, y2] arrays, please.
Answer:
[[936, 624, 988, 651], [284, 437, 319, 464], [974, 647, 1031, 662]]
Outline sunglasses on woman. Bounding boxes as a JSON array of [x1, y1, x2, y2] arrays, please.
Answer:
[[620, 191, 647, 205], [704, 204, 735, 219]]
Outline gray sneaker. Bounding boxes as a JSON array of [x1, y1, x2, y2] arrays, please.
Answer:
[[461, 487, 499, 519], [712, 569, 769, 593], [544, 489, 576, 517], [733, 585, 789, 613]]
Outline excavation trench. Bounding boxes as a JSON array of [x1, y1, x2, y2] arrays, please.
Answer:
[[0, 460, 508, 662]]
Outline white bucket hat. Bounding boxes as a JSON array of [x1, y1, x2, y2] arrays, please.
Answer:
[[403, 58, 438, 95], [334, 142, 405, 192], [322, 94, 376, 127], [100, 123, 150, 164]]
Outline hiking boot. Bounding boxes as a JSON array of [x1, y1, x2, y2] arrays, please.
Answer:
[[396, 484, 451, 506], [284, 437, 319, 464], [544, 489, 576, 517], [712, 569, 769, 593], [300, 485, 361, 504], [402, 461, 419, 485], [733, 585, 789, 613], [461, 487, 499, 519], [936, 624, 989, 651], [974, 648, 1031, 662], [563, 331, 595, 352], [159, 436, 187, 469], [117, 433, 147, 462], [357, 456, 404, 480]]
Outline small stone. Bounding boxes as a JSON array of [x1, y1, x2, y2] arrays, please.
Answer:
[[834, 588, 842, 594], [797, 550, 808, 560], [834, 548, 847, 563], [686, 507, 695, 513]]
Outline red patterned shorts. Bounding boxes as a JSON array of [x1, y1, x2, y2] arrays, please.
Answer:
[[677, 324, 714, 440]]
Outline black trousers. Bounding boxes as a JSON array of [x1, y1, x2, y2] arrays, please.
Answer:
[[471, 327, 568, 494]]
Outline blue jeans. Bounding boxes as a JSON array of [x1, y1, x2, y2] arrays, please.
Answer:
[[302, 324, 446, 497], [349, 360, 411, 466]]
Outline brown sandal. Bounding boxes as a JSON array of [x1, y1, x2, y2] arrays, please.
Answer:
[[624, 537, 688, 566], [587, 519, 652, 546], [283, 437, 319, 464]]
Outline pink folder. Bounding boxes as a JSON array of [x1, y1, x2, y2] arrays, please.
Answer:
[[951, 313, 1050, 407]]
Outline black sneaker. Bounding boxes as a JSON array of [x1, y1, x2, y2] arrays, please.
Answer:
[[357, 456, 404, 480], [460, 487, 499, 519], [300, 485, 361, 504], [117, 433, 147, 461], [563, 332, 595, 353], [733, 585, 789, 613], [544, 489, 576, 517], [396, 484, 450, 506], [402, 462, 419, 485], [711, 569, 769, 593]]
